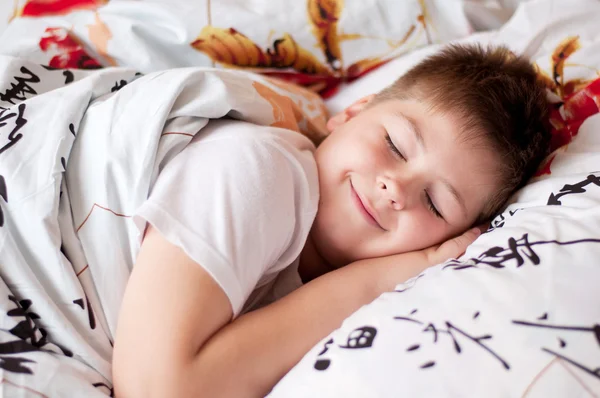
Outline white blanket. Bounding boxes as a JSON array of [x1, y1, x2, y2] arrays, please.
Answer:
[[0, 56, 325, 396]]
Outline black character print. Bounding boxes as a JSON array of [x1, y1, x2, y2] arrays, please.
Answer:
[[0, 174, 6, 227], [0, 296, 44, 375], [41, 64, 75, 84], [63, 70, 74, 84], [313, 326, 378, 372], [489, 209, 522, 232], [0, 353, 36, 374], [547, 174, 600, 205], [444, 233, 600, 271], [0, 103, 27, 155], [93, 382, 114, 397], [339, 326, 377, 349], [7, 296, 48, 348], [72, 296, 96, 329], [490, 213, 505, 230], [0, 175, 6, 202], [0, 67, 40, 105], [7, 295, 72, 357], [513, 315, 600, 380], [111, 80, 127, 92], [476, 234, 540, 268], [394, 311, 510, 371], [314, 338, 334, 371]]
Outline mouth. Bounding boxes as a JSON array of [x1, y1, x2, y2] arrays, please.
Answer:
[[350, 180, 386, 230]]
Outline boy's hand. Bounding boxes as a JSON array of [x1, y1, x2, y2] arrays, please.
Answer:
[[355, 226, 485, 295], [423, 226, 483, 265]]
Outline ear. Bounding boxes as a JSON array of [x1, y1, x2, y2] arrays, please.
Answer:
[[326, 94, 376, 132]]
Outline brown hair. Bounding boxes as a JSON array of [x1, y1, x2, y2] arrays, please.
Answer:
[[373, 43, 550, 222]]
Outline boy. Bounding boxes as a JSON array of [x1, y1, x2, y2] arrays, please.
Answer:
[[112, 44, 550, 397]]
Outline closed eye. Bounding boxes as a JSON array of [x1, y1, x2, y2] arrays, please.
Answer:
[[385, 134, 406, 161], [425, 190, 443, 219]]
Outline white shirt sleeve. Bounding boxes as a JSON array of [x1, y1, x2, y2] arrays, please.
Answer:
[[134, 119, 318, 316]]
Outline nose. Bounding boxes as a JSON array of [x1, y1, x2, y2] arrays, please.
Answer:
[[377, 177, 406, 210]]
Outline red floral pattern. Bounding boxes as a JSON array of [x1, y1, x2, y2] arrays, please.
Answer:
[[19, 0, 107, 17], [39, 27, 102, 69], [536, 77, 600, 176]]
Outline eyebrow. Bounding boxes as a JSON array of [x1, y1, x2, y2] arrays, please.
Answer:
[[442, 180, 468, 219], [397, 112, 426, 151], [392, 110, 468, 219]]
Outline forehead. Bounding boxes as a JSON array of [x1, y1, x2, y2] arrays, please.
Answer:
[[373, 99, 504, 220]]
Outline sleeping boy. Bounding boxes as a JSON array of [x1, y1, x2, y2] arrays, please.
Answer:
[[112, 44, 550, 398]]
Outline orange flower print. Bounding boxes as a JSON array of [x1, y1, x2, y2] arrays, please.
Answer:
[[265, 77, 329, 140], [191, 26, 331, 76], [87, 12, 117, 66], [253, 80, 328, 145], [191, 0, 424, 97], [537, 36, 592, 100], [308, 0, 343, 71], [253, 80, 303, 132]]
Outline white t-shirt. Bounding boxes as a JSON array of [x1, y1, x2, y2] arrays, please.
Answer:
[[134, 119, 320, 317]]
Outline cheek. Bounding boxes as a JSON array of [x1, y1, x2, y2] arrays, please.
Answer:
[[318, 133, 384, 179], [390, 210, 450, 251], [346, 134, 388, 173]]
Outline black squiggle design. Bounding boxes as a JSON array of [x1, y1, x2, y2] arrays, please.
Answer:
[[394, 313, 509, 371], [547, 174, 600, 205], [443, 233, 600, 271], [339, 326, 377, 349], [7, 296, 72, 358], [0, 103, 27, 155], [0, 174, 6, 227], [513, 318, 600, 380], [92, 382, 114, 397], [71, 297, 96, 329], [41, 64, 75, 84], [489, 208, 522, 231], [63, 70, 74, 84], [111, 80, 127, 92], [314, 338, 334, 371], [313, 326, 379, 372], [0, 67, 40, 105]]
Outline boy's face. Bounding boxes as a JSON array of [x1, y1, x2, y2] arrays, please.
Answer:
[[311, 95, 502, 267]]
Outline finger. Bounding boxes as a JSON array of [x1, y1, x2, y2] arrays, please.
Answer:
[[474, 222, 490, 234], [430, 227, 481, 264]]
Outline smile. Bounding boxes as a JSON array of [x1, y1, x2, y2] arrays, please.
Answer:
[[350, 181, 386, 230]]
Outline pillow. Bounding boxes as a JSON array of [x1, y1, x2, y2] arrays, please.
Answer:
[[323, 29, 500, 114], [269, 1, 600, 396], [462, 0, 534, 31], [2, 0, 473, 96]]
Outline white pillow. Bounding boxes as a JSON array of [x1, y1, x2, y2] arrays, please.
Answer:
[[324, 29, 503, 115], [462, 0, 533, 31], [271, 1, 600, 397]]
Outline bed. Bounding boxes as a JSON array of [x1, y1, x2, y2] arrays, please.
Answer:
[[0, 0, 598, 397]]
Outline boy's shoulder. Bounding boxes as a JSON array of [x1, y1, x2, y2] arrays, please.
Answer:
[[181, 119, 319, 199], [193, 118, 317, 155]]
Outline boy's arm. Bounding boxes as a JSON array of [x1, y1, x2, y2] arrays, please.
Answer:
[[113, 225, 480, 398]]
